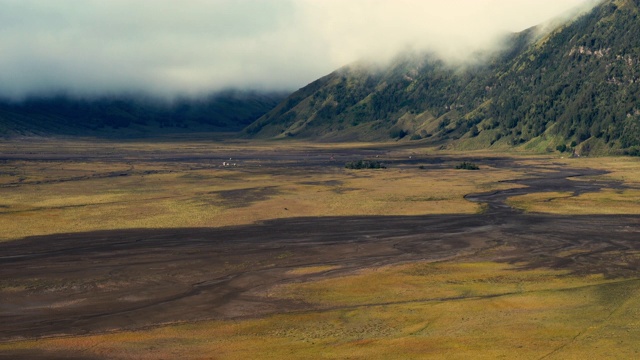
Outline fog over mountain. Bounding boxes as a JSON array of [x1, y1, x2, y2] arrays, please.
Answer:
[[0, 0, 595, 101]]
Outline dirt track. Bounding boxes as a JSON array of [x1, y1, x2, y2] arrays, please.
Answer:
[[1, 152, 640, 343]]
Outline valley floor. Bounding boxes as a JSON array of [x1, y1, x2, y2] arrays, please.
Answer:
[[1, 138, 640, 359]]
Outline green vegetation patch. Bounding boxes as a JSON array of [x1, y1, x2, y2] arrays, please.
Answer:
[[456, 161, 480, 170], [345, 160, 387, 170]]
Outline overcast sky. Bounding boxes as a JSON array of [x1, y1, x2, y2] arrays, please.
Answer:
[[0, 0, 595, 100]]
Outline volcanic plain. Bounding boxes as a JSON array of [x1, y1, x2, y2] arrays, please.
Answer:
[[2, 137, 640, 359]]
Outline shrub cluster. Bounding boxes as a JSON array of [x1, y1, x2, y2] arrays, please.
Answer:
[[345, 160, 387, 169], [624, 147, 640, 157], [455, 162, 480, 170]]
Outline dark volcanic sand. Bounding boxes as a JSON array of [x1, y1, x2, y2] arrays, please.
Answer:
[[1, 155, 640, 345]]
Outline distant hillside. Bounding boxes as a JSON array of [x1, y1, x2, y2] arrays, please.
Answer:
[[0, 90, 287, 137], [246, 0, 640, 155]]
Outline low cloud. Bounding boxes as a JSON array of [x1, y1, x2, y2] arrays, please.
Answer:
[[0, 0, 596, 100]]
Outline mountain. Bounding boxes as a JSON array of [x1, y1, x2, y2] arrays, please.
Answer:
[[0, 90, 287, 137], [246, 0, 640, 155]]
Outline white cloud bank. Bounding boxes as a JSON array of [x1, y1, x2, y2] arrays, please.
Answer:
[[0, 0, 596, 100]]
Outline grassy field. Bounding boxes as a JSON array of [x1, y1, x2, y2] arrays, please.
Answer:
[[507, 189, 640, 214], [3, 138, 640, 358], [3, 261, 639, 359], [507, 156, 640, 214], [0, 139, 523, 241]]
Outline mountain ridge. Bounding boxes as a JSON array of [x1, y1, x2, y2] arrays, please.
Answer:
[[0, 90, 287, 138], [246, 0, 640, 155]]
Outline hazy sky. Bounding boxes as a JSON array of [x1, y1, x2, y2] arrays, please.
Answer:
[[0, 0, 595, 100]]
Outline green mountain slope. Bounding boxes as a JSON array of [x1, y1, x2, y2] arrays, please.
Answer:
[[0, 91, 287, 137], [246, 0, 640, 155], [483, 0, 640, 154]]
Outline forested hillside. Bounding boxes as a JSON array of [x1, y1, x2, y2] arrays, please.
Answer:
[[246, 0, 640, 155]]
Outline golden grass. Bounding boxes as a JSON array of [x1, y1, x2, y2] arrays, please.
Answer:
[[0, 141, 522, 241], [3, 261, 638, 359], [286, 265, 342, 276], [497, 156, 640, 215], [556, 156, 640, 186], [4, 140, 640, 357], [507, 189, 640, 214], [272, 261, 610, 307]]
